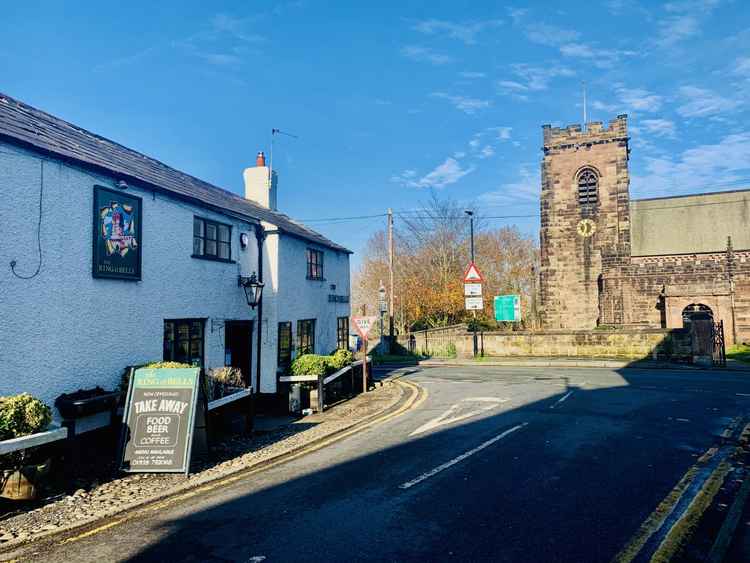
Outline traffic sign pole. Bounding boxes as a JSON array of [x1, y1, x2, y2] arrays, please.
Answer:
[[362, 337, 368, 394]]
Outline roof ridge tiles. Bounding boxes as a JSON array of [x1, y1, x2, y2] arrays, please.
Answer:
[[0, 91, 351, 254]]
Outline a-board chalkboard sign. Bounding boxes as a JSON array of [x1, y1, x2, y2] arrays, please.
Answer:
[[120, 367, 201, 474]]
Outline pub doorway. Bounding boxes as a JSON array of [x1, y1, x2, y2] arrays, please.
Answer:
[[225, 321, 253, 387]]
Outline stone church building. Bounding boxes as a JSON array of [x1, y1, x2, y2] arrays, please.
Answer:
[[539, 115, 750, 345]]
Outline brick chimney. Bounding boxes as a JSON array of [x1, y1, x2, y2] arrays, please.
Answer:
[[243, 151, 277, 210]]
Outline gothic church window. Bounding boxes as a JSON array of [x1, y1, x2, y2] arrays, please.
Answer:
[[577, 168, 598, 206]]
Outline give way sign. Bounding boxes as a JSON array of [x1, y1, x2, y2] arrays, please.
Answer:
[[352, 316, 378, 339]]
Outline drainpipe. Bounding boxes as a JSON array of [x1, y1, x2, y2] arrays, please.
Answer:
[[253, 223, 266, 395]]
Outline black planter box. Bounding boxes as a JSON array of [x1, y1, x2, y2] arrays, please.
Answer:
[[54, 387, 121, 419]]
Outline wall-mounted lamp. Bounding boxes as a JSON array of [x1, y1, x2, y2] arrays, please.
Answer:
[[238, 272, 264, 309], [117, 180, 129, 190], [240, 232, 249, 249]]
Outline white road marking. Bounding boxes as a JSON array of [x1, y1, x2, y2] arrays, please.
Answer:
[[399, 423, 528, 490], [247, 557, 266, 563], [549, 391, 574, 409], [736, 393, 750, 397], [409, 397, 509, 437]]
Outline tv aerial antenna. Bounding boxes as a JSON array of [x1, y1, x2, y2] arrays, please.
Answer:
[[269, 128, 299, 186]]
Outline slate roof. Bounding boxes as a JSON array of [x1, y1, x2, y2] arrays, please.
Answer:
[[0, 92, 351, 253]]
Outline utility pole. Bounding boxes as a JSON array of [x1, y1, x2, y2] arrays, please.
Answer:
[[465, 210, 478, 357], [387, 208, 394, 342]]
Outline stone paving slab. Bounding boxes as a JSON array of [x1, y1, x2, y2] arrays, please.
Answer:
[[0, 381, 405, 550]]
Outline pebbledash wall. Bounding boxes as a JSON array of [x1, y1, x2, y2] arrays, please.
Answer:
[[0, 140, 259, 409], [258, 226, 351, 393], [0, 139, 351, 410]]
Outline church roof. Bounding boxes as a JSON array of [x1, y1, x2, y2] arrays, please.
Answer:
[[0, 92, 351, 254]]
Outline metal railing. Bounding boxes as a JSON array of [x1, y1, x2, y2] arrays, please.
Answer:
[[713, 320, 727, 367], [279, 360, 371, 413]]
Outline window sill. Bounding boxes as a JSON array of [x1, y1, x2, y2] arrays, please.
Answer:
[[191, 254, 236, 264], [306, 276, 326, 281]]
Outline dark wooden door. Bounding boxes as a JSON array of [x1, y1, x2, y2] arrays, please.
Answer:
[[225, 321, 253, 387]]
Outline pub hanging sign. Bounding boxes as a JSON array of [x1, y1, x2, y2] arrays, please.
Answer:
[[92, 185, 142, 280]]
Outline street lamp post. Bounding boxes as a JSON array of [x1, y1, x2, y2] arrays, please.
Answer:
[[465, 210, 478, 357]]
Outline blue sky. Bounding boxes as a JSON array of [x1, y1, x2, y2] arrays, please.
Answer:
[[2, 1, 749, 266]]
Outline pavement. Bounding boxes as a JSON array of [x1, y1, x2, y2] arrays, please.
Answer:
[[0, 378, 409, 552], [8, 364, 750, 562], [420, 356, 750, 371]]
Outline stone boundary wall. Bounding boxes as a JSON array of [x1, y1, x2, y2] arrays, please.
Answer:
[[401, 328, 691, 360]]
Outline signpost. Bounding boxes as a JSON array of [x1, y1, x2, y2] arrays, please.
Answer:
[[352, 316, 377, 394], [120, 367, 201, 474], [463, 261, 484, 357], [494, 294, 521, 322]]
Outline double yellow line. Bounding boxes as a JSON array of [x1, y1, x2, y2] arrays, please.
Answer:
[[58, 380, 427, 546]]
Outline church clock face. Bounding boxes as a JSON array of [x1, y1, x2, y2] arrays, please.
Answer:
[[577, 218, 596, 237]]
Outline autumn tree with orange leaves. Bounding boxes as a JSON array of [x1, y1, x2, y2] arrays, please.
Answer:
[[353, 194, 538, 334]]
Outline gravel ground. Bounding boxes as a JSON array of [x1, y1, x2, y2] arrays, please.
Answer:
[[0, 382, 403, 547]]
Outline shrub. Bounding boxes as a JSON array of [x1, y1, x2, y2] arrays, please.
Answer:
[[291, 354, 329, 376], [206, 367, 246, 400], [0, 394, 52, 441], [207, 366, 244, 387], [328, 349, 354, 371]]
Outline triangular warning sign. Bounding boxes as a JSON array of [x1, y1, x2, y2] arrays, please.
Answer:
[[463, 262, 483, 283]]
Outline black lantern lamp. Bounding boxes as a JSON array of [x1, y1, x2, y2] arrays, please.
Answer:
[[238, 272, 264, 309]]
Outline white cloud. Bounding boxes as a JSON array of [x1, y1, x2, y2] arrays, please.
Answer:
[[592, 100, 619, 113], [392, 157, 476, 189], [459, 71, 487, 79], [413, 19, 503, 45], [432, 92, 491, 114], [487, 126, 512, 140], [616, 86, 663, 112], [478, 145, 495, 159], [477, 165, 540, 205], [631, 131, 750, 198], [497, 64, 575, 99], [522, 23, 580, 47], [559, 43, 636, 69], [733, 57, 750, 78], [656, 0, 720, 47], [676, 85, 741, 118], [640, 118, 677, 138], [211, 14, 265, 42], [401, 45, 454, 66]]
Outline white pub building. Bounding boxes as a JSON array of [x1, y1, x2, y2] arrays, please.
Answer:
[[0, 92, 352, 416]]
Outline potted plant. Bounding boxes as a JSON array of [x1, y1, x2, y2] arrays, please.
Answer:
[[54, 386, 121, 419], [0, 394, 53, 501]]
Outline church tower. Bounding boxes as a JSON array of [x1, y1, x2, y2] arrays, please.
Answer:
[[539, 115, 631, 329]]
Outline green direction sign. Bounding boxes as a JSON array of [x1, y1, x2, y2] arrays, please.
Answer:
[[494, 294, 521, 322], [120, 367, 201, 474]]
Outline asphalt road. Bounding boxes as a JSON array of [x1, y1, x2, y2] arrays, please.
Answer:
[[17, 366, 750, 562]]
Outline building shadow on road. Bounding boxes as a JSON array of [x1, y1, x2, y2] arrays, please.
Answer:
[[117, 367, 750, 563]]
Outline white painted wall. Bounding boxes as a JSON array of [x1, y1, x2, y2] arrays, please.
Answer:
[[256, 230, 351, 393], [0, 142, 260, 412]]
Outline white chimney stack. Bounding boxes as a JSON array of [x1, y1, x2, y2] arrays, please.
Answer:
[[243, 151, 278, 210]]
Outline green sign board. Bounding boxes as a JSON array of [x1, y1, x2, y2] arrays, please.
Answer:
[[494, 294, 521, 322], [120, 367, 201, 474]]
